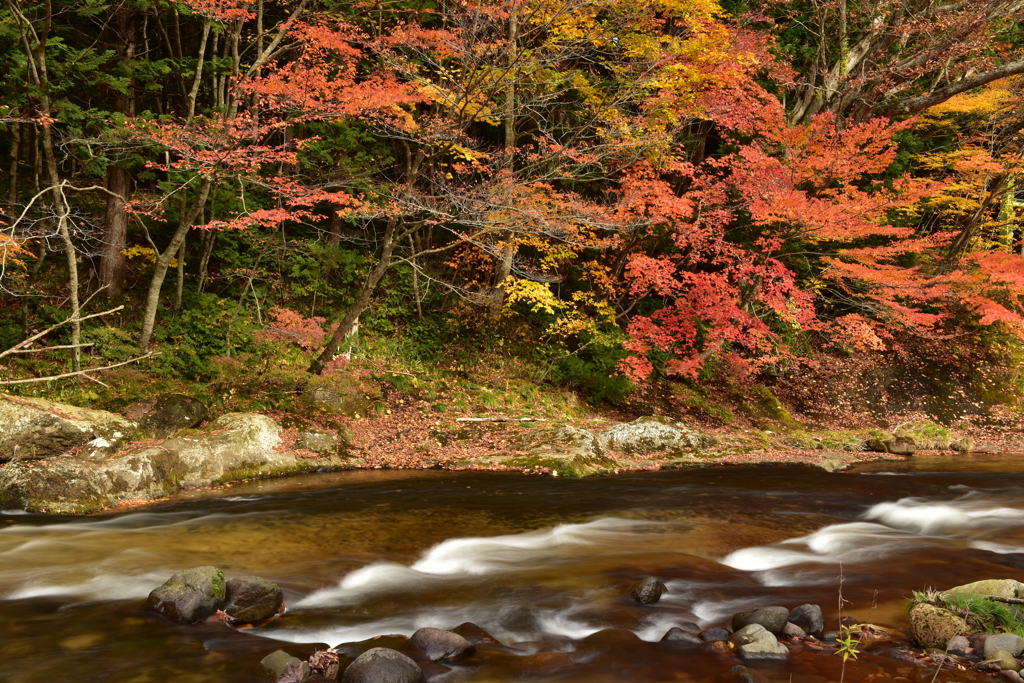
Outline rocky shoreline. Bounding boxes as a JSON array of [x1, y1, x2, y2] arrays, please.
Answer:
[[0, 391, 997, 513], [144, 566, 1024, 683]]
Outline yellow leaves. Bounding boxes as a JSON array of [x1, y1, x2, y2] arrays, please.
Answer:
[[501, 278, 564, 315], [121, 246, 158, 262]]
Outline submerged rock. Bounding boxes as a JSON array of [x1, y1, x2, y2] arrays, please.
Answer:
[[224, 575, 283, 623], [409, 627, 474, 662], [450, 622, 501, 645], [146, 566, 226, 624], [660, 627, 703, 648], [342, 648, 424, 683], [629, 576, 666, 605], [909, 603, 968, 649]]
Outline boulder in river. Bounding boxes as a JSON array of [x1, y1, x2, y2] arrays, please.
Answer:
[[660, 627, 703, 648], [131, 393, 209, 439], [729, 624, 790, 662], [940, 579, 1024, 601], [262, 651, 310, 680], [908, 602, 968, 649], [146, 566, 226, 623], [787, 603, 824, 636], [629, 576, 666, 605], [342, 648, 424, 683], [224, 575, 283, 623], [700, 627, 731, 642], [732, 606, 790, 635], [409, 627, 475, 662], [450, 622, 501, 645]]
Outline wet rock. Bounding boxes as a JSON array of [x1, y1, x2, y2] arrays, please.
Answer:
[[341, 648, 424, 683], [278, 662, 309, 683], [262, 651, 308, 679], [946, 635, 972, 656], [309, 650, 341, 679], [986, 634, 1024, 659], [788, 603, 825, 636], [820, 631, 840, 644], [1000, 670, 1024, 683], [660, 627, 703, 648], [629, 576, 666, 605], [134, 393, 208, 439], [601, 416, 715, 453], [941, 579, 1024, 601], [732, 606, 790, 635], [450, 622, 501, 645], [334, 636, 411, 661], [409, 627, 474, 662], [578, 628, 645, 652], [987, 650, 1023, 672], [145, 566, 226, 623], [729, 665, 756, 683], [306, 675, 337, 683], [729, 624, 790, 662], [782, 622, 806, 638], [908, 603, 968, 649], [0, 393, 135, 462], [224, 575, 283, 623], [709, 640, 733, 654], [700, 627, 731, 642]]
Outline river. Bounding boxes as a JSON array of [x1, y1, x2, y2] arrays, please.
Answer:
[[3, 452, 1024, 682]]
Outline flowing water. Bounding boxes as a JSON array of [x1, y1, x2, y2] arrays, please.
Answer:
[[3, 453, 1024, 682]]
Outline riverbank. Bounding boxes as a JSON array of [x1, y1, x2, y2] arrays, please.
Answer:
[[3, 385, 1021, 513]]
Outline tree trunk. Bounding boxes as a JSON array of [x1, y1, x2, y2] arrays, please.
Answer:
[[308, 219, 398, 374], [138, 177, 212, 350], [99, 7, 138, 302], [100, 164, 131, 300], [6, 120, 20, 205]]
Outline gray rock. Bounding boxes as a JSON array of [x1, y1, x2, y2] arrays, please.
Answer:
[[732, 606, 790, 635], [297, 428, 341, 455], [629, 576, 666, 605], [521, 426, 618, 477], [782, 622, 806, 638], [788, 603, 824, 635], [730, 624, 790, 661], [262, 651, 309, 680], [946, 635, 972, 656], [988, 650, 1023, 672], [342, 647, 424, 683], [1000, 670, 1024, 683], [700, 627, 731, 642], [145, 566, 226, 623], [0, 412, 348, 512], [987, 634, 1024, 659], [660, 628, 703, 648], [600, 416, 715, 453], [135, 393, 208, 439], [409, 627, 474, 662], [0, 393, 134, 462], [224, 575, 283, 623]]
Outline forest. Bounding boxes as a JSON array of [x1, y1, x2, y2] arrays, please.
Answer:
[[2, 0, 1024, 418]]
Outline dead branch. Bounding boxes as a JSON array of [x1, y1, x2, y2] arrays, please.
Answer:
[[0, 352, 154, 385]]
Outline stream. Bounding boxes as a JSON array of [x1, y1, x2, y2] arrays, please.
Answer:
[[3, 453, 1024, 682]]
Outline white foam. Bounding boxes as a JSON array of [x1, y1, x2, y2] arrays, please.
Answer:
[[864, 499, 1024, 535], [3, 570, 169, 601], [296, 518, 654, 608]]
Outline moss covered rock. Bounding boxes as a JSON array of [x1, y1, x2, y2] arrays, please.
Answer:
[[940, 579, 1024, 602], [909, 602, 969, 648], [146, 566, 226, 623], [224, 575, 284, 623], [602, 416, 715, 454], [0, 393, 135, 462]]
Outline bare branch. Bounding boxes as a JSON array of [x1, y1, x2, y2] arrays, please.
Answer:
[[0, 352, 155, 385]]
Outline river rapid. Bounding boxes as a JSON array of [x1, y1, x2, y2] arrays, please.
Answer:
[[3, 453, 1024, 682]]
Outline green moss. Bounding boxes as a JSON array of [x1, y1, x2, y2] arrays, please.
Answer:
[[672, 385, 735, 423], [211, 569, 226, 600]]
